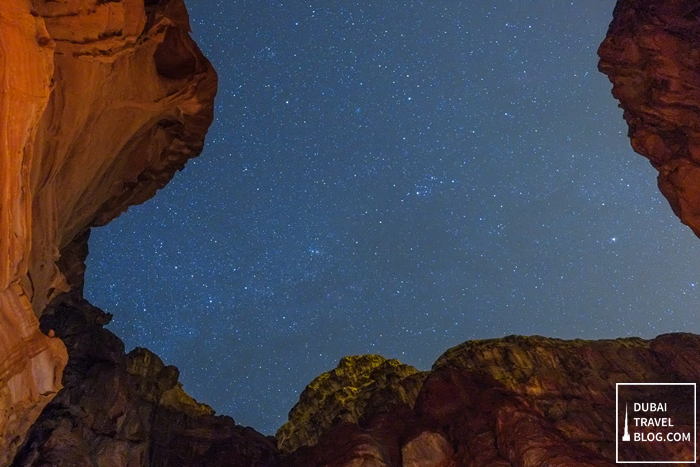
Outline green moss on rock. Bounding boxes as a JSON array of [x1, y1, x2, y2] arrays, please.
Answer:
[[276, 355, 426, 453]]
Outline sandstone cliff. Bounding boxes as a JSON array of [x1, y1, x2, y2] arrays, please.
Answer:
[[0, 0, 216, 462], [599, 0, 700, 237]]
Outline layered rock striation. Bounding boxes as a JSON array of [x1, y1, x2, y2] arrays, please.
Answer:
[[599, 0, 700, 237], [0, 0, 216, 462]]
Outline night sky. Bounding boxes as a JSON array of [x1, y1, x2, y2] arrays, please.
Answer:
[[85, 1, 700, 434]]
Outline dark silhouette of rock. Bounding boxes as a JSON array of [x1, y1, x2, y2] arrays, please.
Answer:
[[13, 260, 699, 467], [12, 292, 278, 467], [6, 0, 700, 465]]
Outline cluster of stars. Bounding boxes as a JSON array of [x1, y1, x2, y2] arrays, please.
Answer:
[[85, 0, 700, 434]]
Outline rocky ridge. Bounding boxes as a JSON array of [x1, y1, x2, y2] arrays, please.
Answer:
[[279, 334, 698, 467], [12, 290, 277, 467], [13, 304, 699, 467]]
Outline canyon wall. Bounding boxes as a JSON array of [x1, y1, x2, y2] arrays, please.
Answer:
[[0, 0, 216, 463], [599, 0, 700, 237]]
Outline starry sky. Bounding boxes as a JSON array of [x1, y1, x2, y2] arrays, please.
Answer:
[[85, 0, 700, 434]]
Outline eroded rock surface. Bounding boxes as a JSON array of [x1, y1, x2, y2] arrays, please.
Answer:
[[13, 315, 699, 466], [598, 0, 700, 237], [277, 355, 427, 453], [7, 0, 700, 465], [12, 292, 278, 467], [0, 0, 216, 460], [282, 335, 698, 467]]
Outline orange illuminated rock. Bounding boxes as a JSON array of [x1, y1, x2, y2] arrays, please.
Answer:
[[598, 0, 700, 237], [0, 0, 216, 463], [8, 0, 700, 464]]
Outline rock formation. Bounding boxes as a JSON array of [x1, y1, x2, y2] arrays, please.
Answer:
[[598, 0, 700, 237], [0, 0, 216, 462], [276, 355, 427, 453], [12, 289, 277, 467], [12, 315, 700, 466], [280, 334, 698, 467]]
